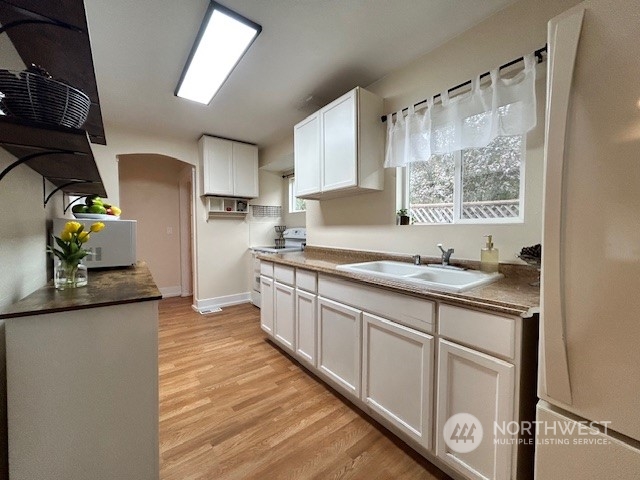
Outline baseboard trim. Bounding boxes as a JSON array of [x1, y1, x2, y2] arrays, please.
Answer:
[[192, 292, 251, 313], [160, 286, 182, 298]]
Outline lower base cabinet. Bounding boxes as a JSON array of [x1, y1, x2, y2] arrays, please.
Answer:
[[362, 312, 434, 450], [274, 282, 295, 351], [260, 275, 274, 334], [258, 264, 536, 480], [436, 339, 515, 480], [295, 289, 317, 365], [317, 296, 362, 398]]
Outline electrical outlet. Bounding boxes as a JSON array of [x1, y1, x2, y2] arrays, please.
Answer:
[[166, 227, 173, 235]]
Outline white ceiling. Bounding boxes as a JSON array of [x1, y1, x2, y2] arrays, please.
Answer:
[[84, 0, 516, 149]]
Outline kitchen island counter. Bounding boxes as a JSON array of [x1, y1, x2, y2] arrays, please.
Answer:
[[3, 261, 160, 480], [0, 260, 161, 319]]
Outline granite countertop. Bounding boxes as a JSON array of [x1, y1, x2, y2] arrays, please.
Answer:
[[257, 247, 540, 317], [0, 261, 162, 320]]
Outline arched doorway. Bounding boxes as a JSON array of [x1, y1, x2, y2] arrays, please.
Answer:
[[118, 153, 195, 297]]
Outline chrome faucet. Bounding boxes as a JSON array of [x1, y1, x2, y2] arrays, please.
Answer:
[[412, 254, 421, 265], [437, 243, 454, 265]]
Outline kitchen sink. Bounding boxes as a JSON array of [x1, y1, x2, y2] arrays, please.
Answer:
[[336, 260, 503, 293]]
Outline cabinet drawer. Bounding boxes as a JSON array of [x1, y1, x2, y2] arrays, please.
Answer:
[[260, 261, 273, 277], [318, 274, 434, 334], [296, 269, 317, 292], [438, 304, 516, 360], [274, 264, 295, 286]]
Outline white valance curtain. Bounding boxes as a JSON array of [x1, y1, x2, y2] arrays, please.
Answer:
[[384, 53, 537, 168]]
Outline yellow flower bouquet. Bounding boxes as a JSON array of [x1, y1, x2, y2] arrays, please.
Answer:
[[47, 221, 105, 289]]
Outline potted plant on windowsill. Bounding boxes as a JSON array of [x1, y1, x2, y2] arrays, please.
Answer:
[[397, 209, 411, 225]]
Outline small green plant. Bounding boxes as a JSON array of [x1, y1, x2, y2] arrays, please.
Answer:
[[397, 208, 410, 225]]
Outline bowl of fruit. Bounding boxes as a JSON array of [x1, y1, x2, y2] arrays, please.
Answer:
[[72, 195, 122, 220]]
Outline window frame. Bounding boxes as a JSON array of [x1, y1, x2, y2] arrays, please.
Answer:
[[288, 177, 306, 213], [400, 136, 526, 225]]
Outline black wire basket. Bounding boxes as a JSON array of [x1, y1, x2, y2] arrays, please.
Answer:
[[0, 69, 90, 129]]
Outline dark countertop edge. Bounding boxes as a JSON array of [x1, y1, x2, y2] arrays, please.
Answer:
[[257, 252, 539, 318], [0, 261, 162, 320], [0, 295, 162, 320]]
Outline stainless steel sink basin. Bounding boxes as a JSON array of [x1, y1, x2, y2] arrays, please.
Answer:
[[336, 261, 503, 292]]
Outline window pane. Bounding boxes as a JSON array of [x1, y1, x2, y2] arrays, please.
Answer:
[[294, 197, 306, 212], [289, 177, 306, 213], [409, 154, 455, 224], [461, 135, 522, 220]]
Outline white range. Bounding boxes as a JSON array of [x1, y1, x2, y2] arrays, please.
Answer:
[[250, 228, 306, 307]]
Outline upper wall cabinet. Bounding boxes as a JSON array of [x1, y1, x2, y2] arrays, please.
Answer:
[[199, 135, 259, 198], [294, 87, 384, 200]]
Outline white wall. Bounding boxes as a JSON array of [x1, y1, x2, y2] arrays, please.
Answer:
[[259, 133, 306, 228], [91, 126, 283, 307], [302, 0, 580, 263], [119, 154, 191, 295]]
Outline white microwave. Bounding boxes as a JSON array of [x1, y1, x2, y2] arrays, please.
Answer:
[[53, 218, 137, 268]]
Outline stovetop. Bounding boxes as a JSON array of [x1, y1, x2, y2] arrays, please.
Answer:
[[251, 245, 303, 254]]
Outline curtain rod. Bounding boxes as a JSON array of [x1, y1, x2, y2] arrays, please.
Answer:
[[381, 44, 547, 123]]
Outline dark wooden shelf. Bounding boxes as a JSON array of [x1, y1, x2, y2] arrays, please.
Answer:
[[0, 1, 108, 199], [47, 177, 106, 197], [0, 0, 106, 145], [0, 116, 91, 153], [0, 116, 106, 198]]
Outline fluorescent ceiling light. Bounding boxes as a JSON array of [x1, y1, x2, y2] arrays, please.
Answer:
[[176, 1, 262, 105]]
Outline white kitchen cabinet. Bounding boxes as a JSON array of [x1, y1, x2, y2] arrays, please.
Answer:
[[317, 296, 362, 398], [260, 263, 536, 480], [294, 86, 384, 199], [199, 135, 258, 198], [295, 288, 316, 366], [436, 339, 515, 480], [362, 312, 434, 450], [321, 89, 358, 191], [232, 141, 259, 198], [260, 276, 274, 335], [274, 282, 295, 352], [293, 112, 321, 197]]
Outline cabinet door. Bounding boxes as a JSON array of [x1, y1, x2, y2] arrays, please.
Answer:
[[274, 282, 295, 352], [201, 136, 233, 196], [294, 112, 322, 197], [232, 142, 259, 198], [436, 339, 515, 480], [317, 297, 362, 398], [321, 89, 357, 192], [362, 313, 434, 450], [295, 289, 316, 366], [260, 276, 274, 335]]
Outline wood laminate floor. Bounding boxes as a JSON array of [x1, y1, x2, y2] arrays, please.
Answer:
[[159, 296, 451, 480]]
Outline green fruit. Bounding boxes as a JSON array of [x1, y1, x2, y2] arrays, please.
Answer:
[[71, 204, 88, 213], [85, 195, 103, 207], [88, 205, 107, 214]]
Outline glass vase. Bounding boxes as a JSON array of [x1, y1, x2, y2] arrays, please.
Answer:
[[54, 260, 88, 289]]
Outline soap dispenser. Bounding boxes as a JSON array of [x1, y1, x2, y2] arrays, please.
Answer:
[[481, 235, 499, 273]]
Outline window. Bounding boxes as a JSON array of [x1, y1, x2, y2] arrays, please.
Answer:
[[404, 135, 524, 224], [288, 177, 306, 213]]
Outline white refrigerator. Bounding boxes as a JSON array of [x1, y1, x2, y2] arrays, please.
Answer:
[[536, 1, 640, 478]]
